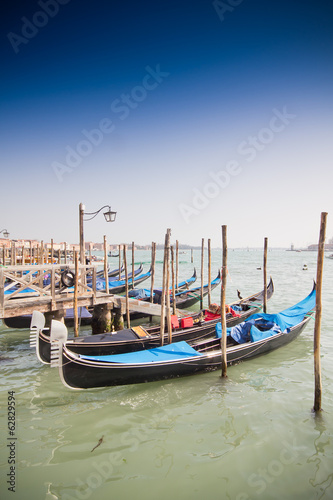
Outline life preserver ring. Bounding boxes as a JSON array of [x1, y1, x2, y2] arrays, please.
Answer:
[[61, 269, 75, 287]]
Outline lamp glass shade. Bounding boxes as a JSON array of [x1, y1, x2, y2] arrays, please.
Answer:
[[103, 208, 117, 223], [3, 230, 9, 238]]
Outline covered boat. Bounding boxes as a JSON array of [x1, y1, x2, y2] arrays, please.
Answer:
[[50, 284, 315, 389], [130, 269, 218, 309], [4, 306, 92, 329], [94, 266, 151, 294], [128, 268, 197, 301]]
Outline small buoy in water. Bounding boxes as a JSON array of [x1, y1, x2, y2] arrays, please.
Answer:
[[303, 264, 308, 271], [257, 267, 262, 270]]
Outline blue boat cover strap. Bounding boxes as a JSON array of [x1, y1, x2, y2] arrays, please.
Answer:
[[80, 341, 202, 364]]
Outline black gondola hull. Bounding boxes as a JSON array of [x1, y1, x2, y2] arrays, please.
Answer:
[[59, 317, 310, 389]]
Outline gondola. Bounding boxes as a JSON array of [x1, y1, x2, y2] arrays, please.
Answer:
[[49, 284, 316, 389], [30, 278, 274, 363], [128, 269, 218, 320], [93, 263, 143, 283], [4, 306, 92, 329], [128, 268, 197, 300], [94, 266, 151, 294], [95, 264, 124, 278], [155, 270, 221, 309]]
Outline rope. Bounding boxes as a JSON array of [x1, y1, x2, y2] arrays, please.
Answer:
[[245, 302, 263, 310]]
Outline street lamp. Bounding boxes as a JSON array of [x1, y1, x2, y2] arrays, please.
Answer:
[[79, 203, 117, 264], [0, 229, 9, 238]]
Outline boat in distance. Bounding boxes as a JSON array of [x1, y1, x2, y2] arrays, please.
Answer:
[[49, 283, 315, 389], [30, 278, 274, 363]]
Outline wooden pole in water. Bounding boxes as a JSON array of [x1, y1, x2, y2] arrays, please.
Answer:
[[118, 244, 122, 279], [79, 202, 85, 265], [160, 230, 169, 346], [132, 242, 135, 289], [74, 250, 79, 337], [150, 242, 156, 303], [12, 241, 15, 265], [208, 238, 212, 307], [39, 241, 44, 288], [166, 231, 172, 343], [191, 248, 193, 263], [221, 225, 228, 378], [171, 246, 176, 316], [263, 237, 268, 313], [200, 238, 204, 310], [123, 244, 130, 328], [313, 211, 327, 413], [103, 235, 109, 294], [176, 240, 179, 290]]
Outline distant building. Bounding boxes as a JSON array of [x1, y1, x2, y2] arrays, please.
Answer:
[[307, 241, 333, 251]]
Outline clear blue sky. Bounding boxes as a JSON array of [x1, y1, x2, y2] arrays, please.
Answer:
[[1, 0, 332, 248]]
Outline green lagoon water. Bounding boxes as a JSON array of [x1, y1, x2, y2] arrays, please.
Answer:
[[0, 249, 332, 500]]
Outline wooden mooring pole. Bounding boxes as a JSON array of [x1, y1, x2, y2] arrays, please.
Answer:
[[166, 234, 172, 344], [171, 246, 176, 316], [103, 235, 109, 294], [150, 242, 156, 303], [123, 244, 130, 328], [131, 242, 134, 289], [221, 225, 228, 378], [160, 229, 170, 346], [176, 240, 179, 290], [74, 251, 79, 337], [313, 211, 327, 413], [208, 238, 212, 307], [51, 238, 54, 264], [118, 244, 122, 279], [263, 237, 268, 313], [200, 238, 204, 309]]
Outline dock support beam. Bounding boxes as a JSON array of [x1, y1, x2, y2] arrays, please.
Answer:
[[45, 309, 65, 326], [91, 303, 113, 334], [113, 309, 124, 331]]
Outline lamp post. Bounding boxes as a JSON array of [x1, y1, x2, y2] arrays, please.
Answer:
[[79, 203, 117, 264], [0, 229, 9, 238]]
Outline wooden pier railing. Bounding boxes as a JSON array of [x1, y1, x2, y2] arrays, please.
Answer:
[[0, 263, 167, 320], [0, 263, 100, 318]]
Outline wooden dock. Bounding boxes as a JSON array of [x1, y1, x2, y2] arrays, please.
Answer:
[[0, 263, 185, 322]]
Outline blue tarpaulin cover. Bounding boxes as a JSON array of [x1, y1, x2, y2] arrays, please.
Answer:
[[65, 307, 92, 319], [128, 288, 151, 299], [95, 269, 151, 290], [216, 286, 316, 343], [80, 340, 203, 364]]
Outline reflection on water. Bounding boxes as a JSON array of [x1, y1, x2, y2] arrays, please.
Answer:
[[0, 250, 333, 500]]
